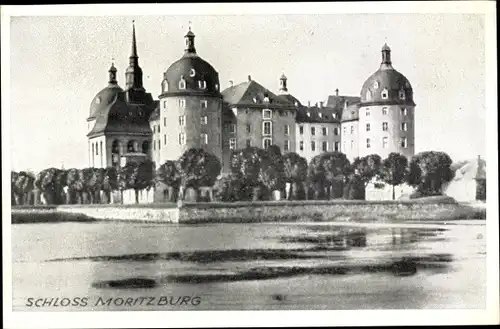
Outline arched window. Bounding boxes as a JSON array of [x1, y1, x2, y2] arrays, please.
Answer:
[[162, 80, 168, 93], [365, 90, 372, 101], [179, 76, 186, 90], [399, 89, 406, 100], [189, 68, 196, 77], [381, 88, 389, 99], [142, 141, 150, 154], [373, 81, 379, 89], [112, 140, 119, 154], [127, 140, 135, 152], [198, 80, 207, 89]]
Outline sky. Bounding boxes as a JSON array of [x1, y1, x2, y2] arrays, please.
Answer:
[[5, 9, 489, 172]]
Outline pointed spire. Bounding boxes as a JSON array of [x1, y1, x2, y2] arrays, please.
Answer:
[[184, 22, 196, 55], [131, 20, 138, 59]]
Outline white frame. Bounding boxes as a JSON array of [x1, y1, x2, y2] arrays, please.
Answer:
[[229, 138, 236, 150], [262, 137, 272, 149], [262, 121, 272, 136], [262, 109, 272, 119], [201, 133, 208, 145], [201, 115, 208, 125]]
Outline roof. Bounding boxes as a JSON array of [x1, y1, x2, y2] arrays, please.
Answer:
[[88, 84, 124, 119], [221, 80, 296, 108], [326, 95, 360, 109], [149, 101, 160, 121], [296, 105, 342, 124], [341, 103, 361, 122]]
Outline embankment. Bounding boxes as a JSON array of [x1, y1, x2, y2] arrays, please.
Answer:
[[10, 197, 486, 224]]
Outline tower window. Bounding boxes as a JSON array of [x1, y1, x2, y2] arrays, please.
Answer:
[[381, 89, 389, 99], [350, 140, 354, 149], [229, 138, 236, 150], [366, 108, 370, 116], [382, 107, 388, 115], [201, 133, 208, 145], [158, 140, 161, 150], [366, 138, 371, 148], [262, 109, 272, 119], [373, 81, 379, 89], [215, 84, 219, 91], [402, 108, 408, 116], [365, 90, 372, 101], [343, 126, 347, 134], [246, 139, 251, 147], [157, 126, 161, 133], [382, 122, 388, 131], [366, 123, 371, 132], [333, 127, 339, 136], [179, 133, 186, 145], [322, 127, 327, 136], [179, 99, 185, 108], [284, 124, 290, 135], [164, 134, 167, 145], [299, 126, 304, 135], [201, 100, 208, 109], [229, 124, 236, 134], [322, 141, 328, 152], [333, 113, 337, 119], [311, 127, 315, 136], [153, 141, 156, 151], [382, 137, 388, 148], [401, 137, 408, 148], [201, 116, 208, 125], [96, 142, 99, 155], [299, 141, 304, 151], [284, 140, 290, 152], [401, 122, 408, 131], [164, 118, 167, 126], [162, 81, 168, 93], [246, 124, 251, 133], [263, 121, 272, 135], [179, 115, 186, 126], [153, 126, 156, 134], [189, 68, 196, 77], [399, 89, 406, 100], [179, 77, 186, 90], [198, 80, 207, 89], [311, 141, 316, 151], [263, 138, 272, 150], [350, 125, 354, 134]]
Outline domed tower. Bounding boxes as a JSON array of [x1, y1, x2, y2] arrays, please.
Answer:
[[156, 26, 223, 165], [357, 44, 416, 160]]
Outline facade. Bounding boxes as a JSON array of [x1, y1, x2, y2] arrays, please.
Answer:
[[87, 24, 416, 172]]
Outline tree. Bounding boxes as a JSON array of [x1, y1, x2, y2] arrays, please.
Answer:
[[379, 152, 408, 200], [81, 168, 98, 204], [117, 162, 137, 204], [66, 168, 84, 204], [212, 173, 243, 202], [102, 167, 118, 203], [156, 160, 181, 202], [230, 147, 264, 201], [308, 152, 351, 200], [11, 171, 19, 205], [349, 154, 382, 200], [283, 152, 308, 200], [343, 174, 366, 200], [34, 168, 66, 204], [265, 145, 287, 198], [177, 148, 221, 202], [407, 151, 454, 197], [134, 160, 155, 203]]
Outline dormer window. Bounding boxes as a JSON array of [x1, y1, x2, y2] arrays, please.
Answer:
[[198, 80, 207, 89], [399, 89, 406, 100], [381, 88, 389, 99], [179, 76, 186, 90], [318, 113, 323, 118], [262, 109, 272, 119], [306, 112, 311, 117], [373, 81, 379, 89], [365, 90, 372, 101], [253, 97, 257, 103], [344, 101, 349, 109], [95, 97, 101, 104], [215, 84, 219, 91], [189, 68, 196, 77], [264, 97, 270, 103], [162, 80, 168, 93], [333, 113, 337, 119]]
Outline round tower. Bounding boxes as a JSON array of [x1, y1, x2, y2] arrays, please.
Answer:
[[156, 26, 223, 165], [357, 44, 416, 160]]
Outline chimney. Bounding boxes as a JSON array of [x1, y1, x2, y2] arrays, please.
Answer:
[[308, 101, 311, 107], [319, 101, 324, 108], [335, 88, 339, 96], [229, 80, 234, 87], [248, 75, 252, 82]]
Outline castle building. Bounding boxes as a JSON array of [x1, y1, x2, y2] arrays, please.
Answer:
[[87, 23, 416, 174], [87, 22, 155, 168], [150, 27, 223, 168]]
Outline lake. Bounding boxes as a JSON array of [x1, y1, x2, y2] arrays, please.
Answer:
[[11, 220, 486, 311]]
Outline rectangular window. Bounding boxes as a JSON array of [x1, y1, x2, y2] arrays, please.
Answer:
[[343, 126, 347, 134], [228, 124, 236, 134], [201, 116, 208, 125], [201, 100, 208, 109], [366, 108, 370, 116], [322, 141, 328, 152], [402, 108, 408, 116], [96, 142, 99, 155], [153, 126, 156, 134], [179, 133, 185, 145], [401, 137, 408, 148], [246, 124, 251, 133], [382, 107, 388, 115], [299, 141, 304, 151], [350, 140, 354, 149], [322, 127, 327, 136], [284, 140, 290, 151], [164, 134, 167, 145], [311, 127, 315, 135], [401, 122, 408, 131], [158, 140, 161, 150], [382, 122, 388, 131], [263, 121, 272, 135], [299, 126, 304, 135], [158, 125, 160, 133], [179, 99, 185, 108], [334, 142, 340, 152], [350, 125, 354, 134], [164, 118, 167, 126], [246, 139, 251, 148], [383, 137, 388, 148], [179, 115, 185, 126], [284, 124, 290, 135], [262, 109, 272, 119], [343, 141, 347, 152], [311, 141, 316, 151], [217, 117, 221, 127], [163, 100, 167, 108], [153, 141, 156, 151], [366, 138, 371, 148], [229, 138, 236, 150], [263, 138, 272, 150], [201, 133, 208, 145], [366, 123, 371, 132], [334, 127, 339, 136]]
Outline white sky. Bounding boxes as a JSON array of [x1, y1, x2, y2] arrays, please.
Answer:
[[6, 9, 488, 172]]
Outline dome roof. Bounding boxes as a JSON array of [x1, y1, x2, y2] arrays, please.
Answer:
[[359, 45, 415, 106], [161, 29, 220, 97], [88, 84, 123, 119]]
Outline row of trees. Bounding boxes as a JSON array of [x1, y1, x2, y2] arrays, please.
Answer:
[[11, 147, 455, 205]]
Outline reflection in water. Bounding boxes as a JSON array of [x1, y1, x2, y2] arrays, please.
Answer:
[[12, 221, 486, 310]]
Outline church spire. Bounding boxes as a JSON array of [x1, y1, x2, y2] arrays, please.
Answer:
[[184, 22, 196, 55], [125, 20, 144, 91]]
